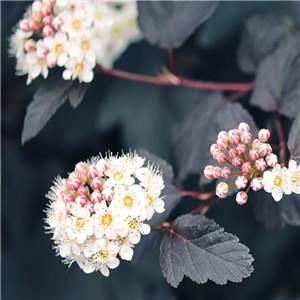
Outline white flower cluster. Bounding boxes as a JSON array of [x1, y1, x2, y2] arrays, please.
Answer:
[[263, 159, 300, 201], [9, 0, 141, 85], [45, 151, 165, 276]]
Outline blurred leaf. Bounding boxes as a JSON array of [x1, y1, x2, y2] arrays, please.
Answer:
[[133, 149, 182, 262], [252, 190, 300, 230], [22, 78, 89, 144], [69, 82, 90, 108], [237, 14, 290, 74], [138, 1, 218, 49], [160, 214, 254, 287], [250, 32, 300, 118], [174, 93, 258, 180], [287, 113, 300, 163]]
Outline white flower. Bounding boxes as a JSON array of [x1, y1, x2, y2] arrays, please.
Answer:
[[62, 56, 95, 83], [136, 166, 164, 190], [90, 200, 124, 239], [144, 187, 165, 220], [263, 164, 291, 201], [113, 235, 134, 261], [287, 160, 300, 194], [65, 203, 93, 243], [44, 31, 69, 67], [57, 230, 81, 258]]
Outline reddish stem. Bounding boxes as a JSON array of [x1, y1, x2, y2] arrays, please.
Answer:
[[99, 67, 254, 92], [189, 196, 219, 215], [181, 190, 215, 200], [274, 117, 287, 166], [225, 90, 249, 102], [167, 48, 177, 75]]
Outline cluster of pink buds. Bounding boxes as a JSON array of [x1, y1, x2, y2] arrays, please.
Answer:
[[204, 122, 278, 205]]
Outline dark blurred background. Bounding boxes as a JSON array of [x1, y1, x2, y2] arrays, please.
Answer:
[[2, 1, 300, 300]]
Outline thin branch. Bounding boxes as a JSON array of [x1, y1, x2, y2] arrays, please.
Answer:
[[181, 190, 215, 200], [275, 116, 287, 166], [225, 90, 249, 102], [98, 66, 254, 92], [189, 196, 219, 215], [167, 48, 177, 75]]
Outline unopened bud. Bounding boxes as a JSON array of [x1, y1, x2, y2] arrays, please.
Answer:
[[240, 131, 252, 144], [91, 177, 102, 189], [217, 138, 228, 150], [42, 16, 53, 26], [235, 175, 248, 189], [255, 158, 266, 171], [216, 182, 229, 198], [258, 129, 270, 142], [90, 190, 102, 203], [43, 25, 54, 36], [221, 167, 231, 178], [102, 188, 114, 201], [249, 148, 259, 160], [41, 5, 52, 17], [204, 165, 214, 179], [236, 143, 246, 155], [212, 166, 222, 179], [29, 18, 40, 31], [52, 16, 63, 31], [238, 122, 250, 133], [241, 161, 252, 173], [20, 19, 31, 32], [24, 39, 36, 52], [266, 153, 278, 167], [236, 191, 248, 205], [232, 157, 242, 167], [229, 135, 240, 146], [250, 177, 263, 191]]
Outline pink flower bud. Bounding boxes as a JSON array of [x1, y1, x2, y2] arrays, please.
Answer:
[[228, 148, 237, 158], [46, 53, 57, 67], [41, 5, 52, 17], [73, 2, 84, 10], [229, 135, 240, 146], [218, 131, 229, 140], [91, 177, 102, 189], [238, 122, 250, 133], [236, 191, 248, 205], [212, 149, 221, 160], [266, 153, 278, 167], [20, 19, 31, 32], [221, 167, 231, 178], [42, 16, 53, 26], [55, 188, 67, 200], [76, 195, 87, 207], [249, 148, 259, 160], [96, 159, 108, 174], [212, 166, 222, 179], [236, 143, 246, 155], [252, 138, 261, 149], [258, 129, 270, 142], [102, 188, 114, 201], [216, 182, 229, 198], [84, 202, 94, 214], [217, 138, 228, 150], [241, 161, 252, 173], [255, 158, 266, 171], [70, 178, 82, 190], [37, 46, 49, 59], [240, 132, 252, 144], [88, 165, 99, 180], [210, 144, 218, 156], [258, 143, 270, 156], [64, 193, 74, 203], [52, 16, 63, 31], [204, 165, 214, 179], [228, 129, 239, 137], [90, 190, 102, 203], [43, 0, 55, 7], [68, 171, 79, 181], [217, 152, 227, 164], [24, 39, 36, 52], [66, 202, 74, 213], [43, 25, 54, 36], [232, 157, 242, 167], [250, 177, 263, 191], [78, 186, 89, 196], [235, 175, 248, 189], [32, 1, 43, 13], [29, 19, 40, 31]]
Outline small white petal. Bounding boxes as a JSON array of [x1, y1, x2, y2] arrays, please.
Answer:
[[272, 188, 283, 202], [120, 246, 134, 261], [107, 257, 119, 269], [82, 69, 94, 83]]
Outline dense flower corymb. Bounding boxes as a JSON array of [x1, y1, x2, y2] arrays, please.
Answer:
[[9, 0, 141, 85], [44, 151, 165, 276], [204, 123, 300, 203]]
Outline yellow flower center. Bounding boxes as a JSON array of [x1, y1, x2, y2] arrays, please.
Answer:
[[74, 62, 84, 73], [291, 172, 299, 184], [146, 195, 154, 207], [80, 40, 90, 52], [113, 171, 123, 181], [92, 12, 103, 21], [75, 217, 86, 229], [128, 219, 138, 230], [101, 214, 113, 227], [55, 43, 64, 55], [112, 26, 122, 36], [71, 19, 82, 31], [123, 195, 133, 208], [98, 249, 109, 261], [37, 58, 46, 66], [274, 176, 283, 187]]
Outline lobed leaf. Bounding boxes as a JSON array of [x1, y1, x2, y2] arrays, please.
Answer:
[[287, 113, 300, 163], [252, 190, 300, 230], [160, 214, 254, 287], [174, 93, 258, 180], [22, 78, 89, 144], [237, 14, 288, 74], [250, 32, 300, 118], [138, 1, 218, 49], [133, 149, 182, 262]]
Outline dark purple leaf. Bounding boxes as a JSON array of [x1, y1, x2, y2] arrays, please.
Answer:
[[22, 79, 89, 144], [238, 14, 287, 74], [287, 113, 300, 163], [133, 150, 182, 262], [250, 33, 300, 118], [138, 1, 218, 49], [160, 214, 254, 287], [174, 93, 258, 180], [252, 190, 300, 230]]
